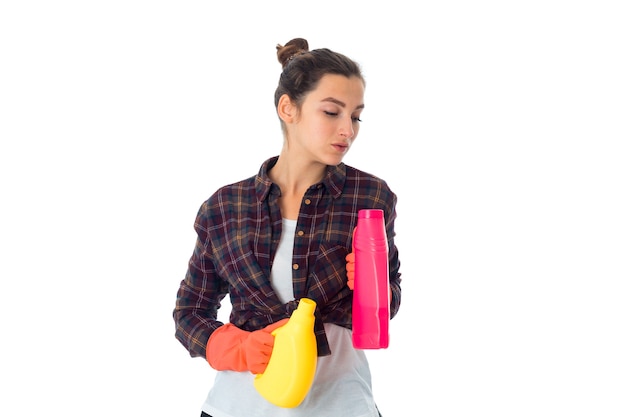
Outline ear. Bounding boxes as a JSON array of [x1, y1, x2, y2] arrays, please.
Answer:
[[277, 94, 297, 124]]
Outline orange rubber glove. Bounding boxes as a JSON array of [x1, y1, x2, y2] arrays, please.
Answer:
[[206, 319, 288, 374], [346, 252, 356, 290], [345, 251, 392, 304]]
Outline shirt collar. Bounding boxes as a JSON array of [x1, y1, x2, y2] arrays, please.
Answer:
[[255, 156, 347, 201]]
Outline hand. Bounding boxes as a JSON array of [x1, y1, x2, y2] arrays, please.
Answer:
[[346, 252, 355, 290], [206, 319, 289, 374], [243, 319, 289, 374]]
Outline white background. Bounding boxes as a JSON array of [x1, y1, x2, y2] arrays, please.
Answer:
[[1, 1, 625, 416]]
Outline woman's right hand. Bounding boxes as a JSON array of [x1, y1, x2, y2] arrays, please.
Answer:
[[206, 319, 289, 374]]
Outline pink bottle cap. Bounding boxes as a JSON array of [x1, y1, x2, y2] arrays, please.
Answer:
[[358, 209, 383, 219]]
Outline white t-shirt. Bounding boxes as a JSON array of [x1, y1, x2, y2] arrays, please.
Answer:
[[201, 219, 379, 417]]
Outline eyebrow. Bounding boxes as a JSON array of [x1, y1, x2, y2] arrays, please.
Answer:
[[321, 97, 365, 110]]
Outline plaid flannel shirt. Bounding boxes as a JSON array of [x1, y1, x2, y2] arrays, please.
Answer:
[[174, 156, 401, 358]]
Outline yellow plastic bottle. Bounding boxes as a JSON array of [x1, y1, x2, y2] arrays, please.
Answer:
[[253, 298, 318, 408]]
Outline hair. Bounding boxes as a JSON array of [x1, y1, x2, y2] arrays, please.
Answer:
[[274, 38, 365, 112]]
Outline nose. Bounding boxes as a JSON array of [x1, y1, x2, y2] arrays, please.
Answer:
[[339, 117, 355, 139]]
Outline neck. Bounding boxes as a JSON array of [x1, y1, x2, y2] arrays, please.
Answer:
[[268, 154, 326, 196]]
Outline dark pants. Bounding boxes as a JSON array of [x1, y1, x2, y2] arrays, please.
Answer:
[[201, 408, 382, 416]]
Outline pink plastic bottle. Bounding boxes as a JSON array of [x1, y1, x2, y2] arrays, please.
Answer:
[[352, 209, 390, 349]]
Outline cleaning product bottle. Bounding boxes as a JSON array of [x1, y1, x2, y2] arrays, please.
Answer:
[[254, 298, 318, 408], [352, 209, 390, 349]]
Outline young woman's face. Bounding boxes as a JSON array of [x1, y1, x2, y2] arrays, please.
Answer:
[[290, 74, 365, 166]]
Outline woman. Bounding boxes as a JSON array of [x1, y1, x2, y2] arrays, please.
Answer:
[[174, 38, 401, 417]]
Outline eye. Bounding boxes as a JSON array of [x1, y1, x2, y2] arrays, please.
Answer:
[[324, 110, 361, 122]]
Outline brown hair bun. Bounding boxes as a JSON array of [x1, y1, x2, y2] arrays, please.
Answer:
[[276, 38, 310, 69]]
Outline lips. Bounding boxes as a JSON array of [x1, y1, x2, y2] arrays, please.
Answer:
[[332, 142, 350, 153]]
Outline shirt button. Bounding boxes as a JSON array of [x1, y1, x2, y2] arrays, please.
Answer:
[[292, 263, 299, 270], [297, 230, 304, 237], [304, 199, 311, 205]]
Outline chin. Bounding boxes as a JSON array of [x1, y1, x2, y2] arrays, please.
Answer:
[[325, 157, 345, 167]]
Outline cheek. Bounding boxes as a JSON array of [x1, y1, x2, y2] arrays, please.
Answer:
[[311, 120, 333, 138]]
